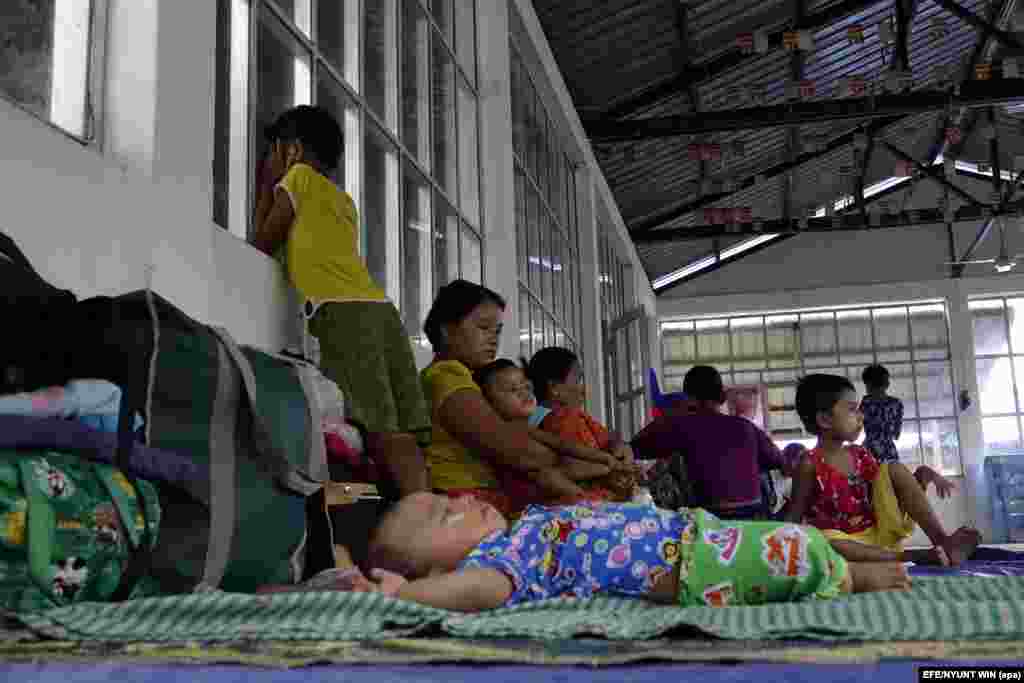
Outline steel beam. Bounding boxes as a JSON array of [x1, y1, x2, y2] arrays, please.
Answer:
[[932, 0, 1024, 50], [879, 139, 983, 206], [628, 116, 903, 235], [926, 0, 1017, 168], [894, 0, 913, 72], [634, 200, 1024, 243], [954, 107, 1006, 276], [586, 80, 1024, 141], [600, 0, 880, 120]]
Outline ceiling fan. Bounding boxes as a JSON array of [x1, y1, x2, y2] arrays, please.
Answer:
[[946, 216, 1024, 273]]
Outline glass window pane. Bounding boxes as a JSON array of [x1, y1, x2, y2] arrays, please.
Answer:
[[971, 299, 1009, 355], [527, 186, 541, 294], [364, 120, 398, 294], [401, 0, 430, 166], [1007, 298, 1024, 354], [316, 69, 357, 189], [433, 191, 458, 293], [454, 0, 476, 83], [430, 0, 453, 43], [628, 321, 642, 389], [535, 112, 550, 203], [885, 363, 917, 419], [551, 233, 564, 327], [977, 356, 1017, 414], [256, 12, 312, 162], [873, 306, 911, 362], [909, 304, 949, 360], [896, 420, 923, 468], [361, 0, 395, 123], [269, 0, 311, 35], [515, 169, 528, 284], [732, 317, 766, 369], [695, 319, 730, 364], [567, 258, 579, 342], [616, 328, 630, 399], [983, 416, 1021, 451], [519, 287, 531, 360], [800, 312, 838, 367], [538, 211, 551, 312], [459, 221, 481, 284], [919, 418, 961, 474], [766, 315, 800, 368], [510, 50, 525, 162], [531, 299, 544, 354], [914, 361, 954, 418], [1015, 357, 1024, 413], [457, 75, 480, 226], [432, 32, 456, 196], [402, 162, 432, 345], [0, 0, 92, 138], [836, 309, 873, 365], [523, 70, 538, 183]]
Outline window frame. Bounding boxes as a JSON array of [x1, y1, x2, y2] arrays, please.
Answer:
[[0, 0, 109, 147], [971, 296, 1024, 453], [511, 38, 583, 366], [661, 301, 962, 473], [217, 0, 485, 329]]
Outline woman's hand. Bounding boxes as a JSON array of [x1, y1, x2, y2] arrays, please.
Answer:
[[610, 443, 635, 469], [366, 568, 409, 598]]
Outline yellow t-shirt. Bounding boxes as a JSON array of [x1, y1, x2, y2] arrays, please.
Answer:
[[277, 163, 386, 304], [421, 360, 499, 490]]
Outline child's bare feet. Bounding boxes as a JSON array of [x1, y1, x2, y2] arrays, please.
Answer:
[[849, 561, 912, 593], [939, 526, 982, 566], [903, 546, 950, 566]]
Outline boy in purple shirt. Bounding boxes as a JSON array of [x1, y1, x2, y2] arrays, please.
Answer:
[[632, 366, 794, 519]]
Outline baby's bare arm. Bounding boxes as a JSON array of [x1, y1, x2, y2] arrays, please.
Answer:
[[397, 568, 513, 611]]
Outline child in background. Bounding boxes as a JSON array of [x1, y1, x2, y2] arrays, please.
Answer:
[[789, 374, 979, 566], [252, 105, 431, 498], [474, 360, 632, 507], [526, 347, 640, 500], [359, 492, 911, 611], [860, 364, 903, 464]]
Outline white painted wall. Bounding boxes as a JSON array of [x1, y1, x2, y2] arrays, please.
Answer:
[[0, 95, 302, 352]]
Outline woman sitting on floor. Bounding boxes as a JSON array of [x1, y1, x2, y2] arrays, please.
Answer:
[[419, 280, 614, 517]]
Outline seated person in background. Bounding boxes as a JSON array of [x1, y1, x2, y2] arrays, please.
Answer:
[[788, 374, 979, 566], [474, 359, 624, 506], [420, 281, 606, 517], [359, 492, 911, 611], [631, 366, 793, 520], [525, 347, 639, 499]]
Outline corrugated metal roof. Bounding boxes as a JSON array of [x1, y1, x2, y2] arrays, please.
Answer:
[[531, 0, 1004, 281]]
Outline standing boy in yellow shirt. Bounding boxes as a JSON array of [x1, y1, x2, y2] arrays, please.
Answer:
[[253, 105, 430, 497]]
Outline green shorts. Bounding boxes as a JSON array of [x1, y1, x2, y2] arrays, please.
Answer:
[[677, 509, 849, 607], [309, 302, 431, 446]]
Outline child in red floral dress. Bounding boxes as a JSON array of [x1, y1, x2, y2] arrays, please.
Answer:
[[788, 374, 981, 566]]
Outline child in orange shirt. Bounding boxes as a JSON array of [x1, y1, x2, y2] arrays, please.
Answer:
[[525, 347, 639, 498]]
